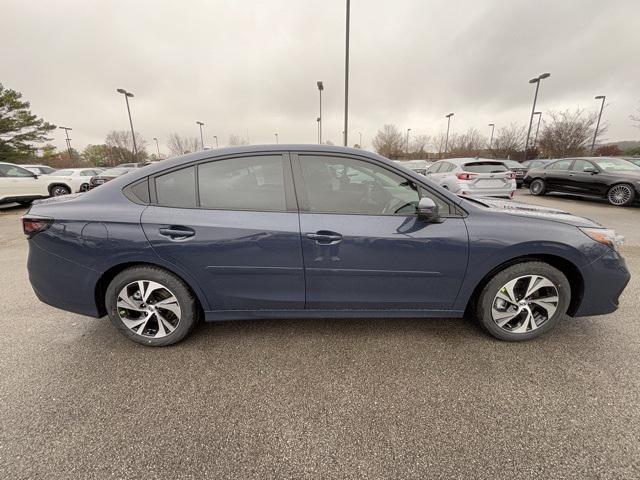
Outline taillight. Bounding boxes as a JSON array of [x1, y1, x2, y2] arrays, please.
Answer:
[[22, 217, 53, 238], [456, 172, 478, 180]]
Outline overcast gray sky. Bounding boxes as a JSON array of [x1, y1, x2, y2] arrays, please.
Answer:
[[3, 0, 639, 153]]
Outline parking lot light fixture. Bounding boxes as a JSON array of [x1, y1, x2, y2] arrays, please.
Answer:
[[153, 137, 160, 158], [274, 133, 279, 144], [445, 113, 454, 154], [317, 117, 321, 144], [591, 96, 606, 154], [196, 121, 205, 150], [317, 81, 324, 144], [524, 73, 551, 160], [59, 126, 73, 163], [406, 128, 411, 156], [116, 89, 137, 155]]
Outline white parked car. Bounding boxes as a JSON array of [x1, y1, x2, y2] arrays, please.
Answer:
[[20, 164, 57, 175], [0, 162, 50, 205], [425, 158, 516, 199], [45, 168, 104, 195]]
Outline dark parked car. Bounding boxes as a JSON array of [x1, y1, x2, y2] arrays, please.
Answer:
[[523, 156, 640, 206], [498, 160, 528, 187], [88, 167, 134, 189], [24, 145, 629, 346]]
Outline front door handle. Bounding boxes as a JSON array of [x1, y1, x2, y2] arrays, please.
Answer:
[[306, 231, 343, 244], [159, 226, 195, 240]]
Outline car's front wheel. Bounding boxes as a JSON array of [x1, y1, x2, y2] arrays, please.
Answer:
[[50, 185, 71, 196], [476, 261, 570, 341], [529, 179, 546, 196], [105, 266, 198, 346], [607, 184, 635, 206]]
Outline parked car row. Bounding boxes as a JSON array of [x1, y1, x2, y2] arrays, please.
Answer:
[[0, 162, 144, 205], [524, 156, 640, 206]]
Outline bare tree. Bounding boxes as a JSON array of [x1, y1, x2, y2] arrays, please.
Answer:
[[432, 132, 448, 158], [537, 109, 606, 158], [167, 133, 200, 156], [493, 123, 527, 159], [409, 134, 431, 159], [228, 134, 249, 146], [448, 128, 487, 157], [372, 124, 404, 158], [631, 102, 640, 129], [105, 130, 148, 164]]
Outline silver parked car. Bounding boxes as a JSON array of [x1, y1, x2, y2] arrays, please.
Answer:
[[425, 158, 516, 199]]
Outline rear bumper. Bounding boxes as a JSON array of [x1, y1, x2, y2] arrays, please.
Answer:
[[458, 188, 514, 198], [27, 240, 102, 317], [572, 248, 631, 317]]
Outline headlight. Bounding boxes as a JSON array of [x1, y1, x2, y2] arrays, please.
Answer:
[[579, 227, 624, 250]]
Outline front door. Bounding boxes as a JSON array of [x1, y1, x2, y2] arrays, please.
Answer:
[[292, 153, 469, 311], [141, 154, 305, 311]]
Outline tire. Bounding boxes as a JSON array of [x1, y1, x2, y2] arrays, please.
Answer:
[[476, 261, 570, 341], [50, 185, 71, 196], [105, 266, 198, 346], [606, 183, 635, 207], [79, 183, 89, 192], [529, 179, 546, 196]]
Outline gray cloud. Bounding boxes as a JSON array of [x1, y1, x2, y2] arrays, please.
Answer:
[[2, 0, 639, 153]]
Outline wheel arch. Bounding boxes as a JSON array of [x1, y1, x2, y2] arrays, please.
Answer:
[[94, 261, 206, 318], [464, 254, 584, 317], [47, 182, 72, 195]]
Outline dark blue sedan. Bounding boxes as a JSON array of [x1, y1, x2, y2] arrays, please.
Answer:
[[23, 145, 630, 346]]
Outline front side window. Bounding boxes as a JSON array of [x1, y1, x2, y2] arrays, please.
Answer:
[[571, 160, 596, 172], [547, 160, 572, 170], [595, 158, 640, 172], [155, 166, 196, 208], [0, 164, 34, 177], [198, 155, 286, 211], [299, 155, 424, 215]]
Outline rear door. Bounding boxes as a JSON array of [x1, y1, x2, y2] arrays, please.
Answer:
[[544, 159, 573, 192], [141, 153, 305, 311], [292, 153, 469, 311]]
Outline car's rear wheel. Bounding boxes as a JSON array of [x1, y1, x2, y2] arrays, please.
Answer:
[[50, 185, 71, 196], [529, 179, 546, 196], [607, 184, 635, 206], [105, 266, 198, 346], [476, 261, 570, 341]]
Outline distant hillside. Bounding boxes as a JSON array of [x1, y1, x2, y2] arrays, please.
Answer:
[[604, 140, 640, 150]]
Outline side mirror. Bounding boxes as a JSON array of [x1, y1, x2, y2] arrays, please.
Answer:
[[584, 167, 599, 174], [417, 197, 440, 222], [32, 173, 39, 179]]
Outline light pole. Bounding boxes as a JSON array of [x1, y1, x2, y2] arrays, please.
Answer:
[[343, 0, 350, 147], [488, 123, 495, 151], [406, 128, 411, 156], [524, 73, 550, 160], [445, 113, 454, 154], [591, 95, 606, 155], [116, 88, 137, 155], [532, 112, 542, 148], [317, 81, 324, 144], [213, 135, 219, 148], [153, 137, 160, 158], [358, 131, 362, 148], [274, 133, 279, 144], [196, 121, 205, 150], [59, 126, 73, 163]]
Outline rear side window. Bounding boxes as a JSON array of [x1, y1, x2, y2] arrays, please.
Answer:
[[198, 155, 286, 211], [547, 160, 572, 170], [155, 166, 196, 208], [462, 162, 507, 173]]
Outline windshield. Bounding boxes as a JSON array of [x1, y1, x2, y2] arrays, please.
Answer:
[[463, 162, 508, 173], [595, 158, 640, 172], [102, 168, 129, 176]]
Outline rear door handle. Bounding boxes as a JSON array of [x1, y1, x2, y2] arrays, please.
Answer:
[[159, 226, 195, 240], [306, 231, 343, 244]]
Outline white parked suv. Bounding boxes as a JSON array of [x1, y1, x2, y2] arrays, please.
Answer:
[[45, 168, 104, 195], [425, 158, 516, 199], [0, 162, 50, 205]]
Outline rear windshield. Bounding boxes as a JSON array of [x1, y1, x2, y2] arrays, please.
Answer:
[[462, 162, 507, 173]]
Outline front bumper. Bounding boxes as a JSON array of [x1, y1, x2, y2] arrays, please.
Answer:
[[572, 248, 631, 317]]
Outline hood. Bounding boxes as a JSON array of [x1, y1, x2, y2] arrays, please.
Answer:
[[471, 197, 602, 228]]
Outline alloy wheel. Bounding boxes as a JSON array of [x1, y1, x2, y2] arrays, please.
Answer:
[[608, 185, 632, 206], [117, 280, 182, 338], [491, 275, 559, 333], [52, 186, 69, 196], [530, 180, 543, 194]]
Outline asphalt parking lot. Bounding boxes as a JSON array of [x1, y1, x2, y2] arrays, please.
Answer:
[[1, 192, 639, 480]]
